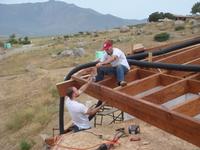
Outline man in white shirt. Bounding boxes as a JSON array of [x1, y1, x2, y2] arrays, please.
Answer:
[[95, 40, 130, 86], [65, 78, 105, 132]]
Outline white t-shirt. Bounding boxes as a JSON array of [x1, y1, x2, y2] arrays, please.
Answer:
[[65, 97, 91, 129], [101, 48, 130, 70]]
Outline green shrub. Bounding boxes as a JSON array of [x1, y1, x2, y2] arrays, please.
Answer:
[[148, 12, 175, 22], [20, 139, 32, 150], [154, 32, 170, 42], [175, 26, 185, 31], [50, 87, 59, 98]]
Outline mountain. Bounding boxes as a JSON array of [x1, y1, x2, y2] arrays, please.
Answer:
[[0, 0, 146, 36]]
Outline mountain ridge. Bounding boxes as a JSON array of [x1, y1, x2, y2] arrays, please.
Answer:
[[0, 0, 146, 36]]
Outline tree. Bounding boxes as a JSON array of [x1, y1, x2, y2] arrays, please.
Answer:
[[8, 33, 18, 44], [148, 12, 163, 22], [22, 36, 31, 45], [148, 12, 175, 22], [191, 2, 200, 14], [164, 13, 175, 20]]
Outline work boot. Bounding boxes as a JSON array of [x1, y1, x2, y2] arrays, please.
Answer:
[[119, 81, 127, 86]]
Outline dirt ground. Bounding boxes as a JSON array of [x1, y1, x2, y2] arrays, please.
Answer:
[[50, 118, 199, 150]]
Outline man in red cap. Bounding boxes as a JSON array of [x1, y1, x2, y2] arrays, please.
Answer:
[[94, 40, 130, 86]]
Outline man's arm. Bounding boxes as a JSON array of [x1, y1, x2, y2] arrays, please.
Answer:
[[96, 55, 117, 67], [78, 77, 92, 96], [85, 101, 106, 116]]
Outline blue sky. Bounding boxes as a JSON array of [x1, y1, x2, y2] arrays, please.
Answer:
[[0, 0, 199, 19]]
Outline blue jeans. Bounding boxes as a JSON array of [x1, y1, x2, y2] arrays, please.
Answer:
[[95, 64, 128, 85]]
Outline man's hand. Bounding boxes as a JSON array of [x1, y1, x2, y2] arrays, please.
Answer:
[[96, 62, 102, 68], [101, 101, 106, 107]]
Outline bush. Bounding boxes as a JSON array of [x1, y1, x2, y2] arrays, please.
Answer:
[[8, 34, 18, 44], [175, 26, 185, 31], [50, 87, 59, 98], [149, 12, 163, 22], [20, 139, 32, 150], [148, 12, 175, 22], [19, 36, 31, 45], [154, 32, 170, 42]]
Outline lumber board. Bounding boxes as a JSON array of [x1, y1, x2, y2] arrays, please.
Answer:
[[172, 97, 200, 117], [143, 80, 187, 104], [157, 46, 200, 64]]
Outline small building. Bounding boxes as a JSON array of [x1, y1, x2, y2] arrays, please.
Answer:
[[174, 15, 197, 21], [3, 43, 12, 49]]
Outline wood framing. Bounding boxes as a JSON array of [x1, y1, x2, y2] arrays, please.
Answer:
[[56, 40, 200, 147]]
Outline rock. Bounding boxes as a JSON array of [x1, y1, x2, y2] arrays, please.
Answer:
[[174, 20, 185, 27], [60, 50, 74, 57], [73, 48, 85, 57], [192, 28, 199, 34], [142, 141, 150, 145], [120, 26, 130, 33]]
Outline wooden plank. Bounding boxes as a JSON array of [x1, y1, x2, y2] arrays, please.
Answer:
[[143, 80, 188, 104], [188, 80, 200, 93], [191, 74, 200, 81], [172, 97, 200, 117], [165, 57, 200, 77], [56, 80, 81, 97], [152, 44, 200, 62], [119, 74, 160, 95], [156, 46, 200, 64], [70, 76, 200, 147], [118, 74, 180, 97], [93, 68, 156, 89]]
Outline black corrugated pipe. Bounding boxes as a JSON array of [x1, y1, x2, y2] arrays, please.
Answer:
[[127, 37, 200, 60], [64, 61, 98, 81], [59, 97, 65, 134], [128, 59, 200, 72]]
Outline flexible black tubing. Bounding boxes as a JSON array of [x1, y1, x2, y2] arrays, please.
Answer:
[[128, 59, 200, 72], [127, 37, 200, 60], [64, 61, 98, 81], [59, 97, 65, 134]]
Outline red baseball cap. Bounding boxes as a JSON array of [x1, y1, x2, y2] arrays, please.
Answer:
[[102, 40, 113, 51]]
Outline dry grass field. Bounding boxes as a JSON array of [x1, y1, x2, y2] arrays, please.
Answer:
[[0, 20, 200, 150]]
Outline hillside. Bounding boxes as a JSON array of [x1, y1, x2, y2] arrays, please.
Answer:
[[0, 19, 200, 149], [0, 0, 146, 36]]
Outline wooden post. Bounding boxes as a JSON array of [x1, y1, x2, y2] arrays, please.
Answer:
[[148, 52, 152, 62]]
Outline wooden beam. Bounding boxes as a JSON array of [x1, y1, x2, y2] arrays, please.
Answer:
[[188, 80, 200, 93], [157, 46, 200, 64], [143, 80, 188, 104], [118, 74, 180, 97], [119, 74, 160, 95], [152, 44, 200, 62], [172, 97, 200, 117], [165, 57, 200, 77], [191, 74, 200, 81], [70, 76, 200, 147], [56, 80, 81, 97], [93, 68, 156, 89]]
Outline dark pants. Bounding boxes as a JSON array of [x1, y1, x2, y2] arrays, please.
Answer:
[[72, 125, 91, 133], [88, 101, 103, 121], [95, 64, 128, 84]]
